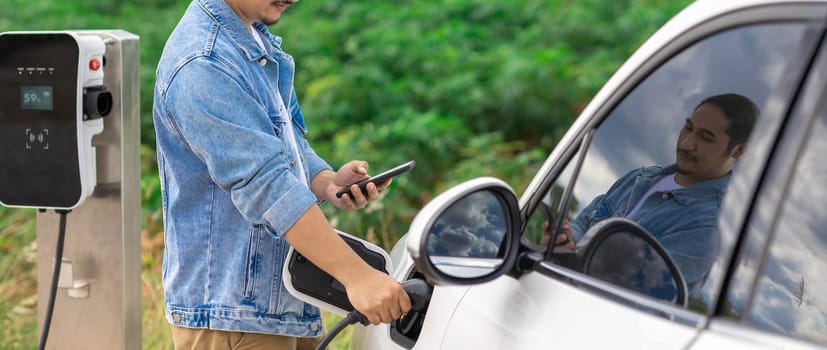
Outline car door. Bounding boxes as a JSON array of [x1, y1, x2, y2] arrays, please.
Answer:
[[429, 2, 826, 350], [689, 13, 827, 349]]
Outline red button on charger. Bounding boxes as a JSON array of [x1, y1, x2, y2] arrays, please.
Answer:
[[89, 58, 101, 71]]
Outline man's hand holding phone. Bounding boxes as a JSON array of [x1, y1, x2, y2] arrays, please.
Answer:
[[325, 160, 414, 210], [325, 161, 384, 210]]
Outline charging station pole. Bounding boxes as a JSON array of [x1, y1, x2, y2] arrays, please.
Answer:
[[34, 30, 141, 349]]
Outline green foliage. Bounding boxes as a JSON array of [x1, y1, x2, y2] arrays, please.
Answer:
[[282, 0, 690, 240], [0, 0, 690, 348]]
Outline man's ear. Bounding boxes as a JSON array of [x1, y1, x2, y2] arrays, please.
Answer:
[[731, 143, 747, 160]]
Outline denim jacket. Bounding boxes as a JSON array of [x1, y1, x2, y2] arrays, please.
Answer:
[[152, 0, 329, 336], [571, 165, 729, 292]]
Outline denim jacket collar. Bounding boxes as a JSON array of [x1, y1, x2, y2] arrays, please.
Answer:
[[253, 22, 283, 50], [639, 165, 730, 205], [197, 0, 281, 62]]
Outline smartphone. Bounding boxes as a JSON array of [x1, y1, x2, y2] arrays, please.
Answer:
[[335, 160, 416, 199]]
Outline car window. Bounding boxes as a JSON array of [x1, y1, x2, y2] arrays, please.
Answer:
[[528, 22, 822, 313], [743, 109, 827, 345]]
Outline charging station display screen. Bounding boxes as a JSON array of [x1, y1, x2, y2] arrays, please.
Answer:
[[21, 85, 54, 110]]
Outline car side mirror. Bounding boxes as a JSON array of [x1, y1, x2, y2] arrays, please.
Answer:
[[578, 218, 688, 306], [407, 177, 522, 285]]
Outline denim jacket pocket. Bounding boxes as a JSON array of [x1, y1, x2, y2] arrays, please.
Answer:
[[239, 228, 304, 317], [274, 237, 305, 316], [242, 225, 263, 300], [268, 112, 285, 137]]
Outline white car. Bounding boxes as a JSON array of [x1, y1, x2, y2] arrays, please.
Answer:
[[289, 0, 827, 349]]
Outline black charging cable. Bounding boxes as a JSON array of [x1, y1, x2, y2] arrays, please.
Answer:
[[315, 309, 368, 350], [314, 279, 433, 350], [38, 209, 70, 350]]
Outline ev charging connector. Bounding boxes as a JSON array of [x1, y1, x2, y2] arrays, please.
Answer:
[[0, 30, 141, 350]]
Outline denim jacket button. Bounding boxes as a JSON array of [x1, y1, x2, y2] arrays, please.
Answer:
[[259, 58, 267, 66], [661, 192, 669, 200], [290, 160, 296, 167], [310, 322, 320, 331]]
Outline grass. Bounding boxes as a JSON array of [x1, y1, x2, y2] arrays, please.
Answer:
[[0, 208, 38, 349]]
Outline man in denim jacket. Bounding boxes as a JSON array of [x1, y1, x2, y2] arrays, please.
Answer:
[[550, 93, 758, 292], [153, 0, 410, 348]]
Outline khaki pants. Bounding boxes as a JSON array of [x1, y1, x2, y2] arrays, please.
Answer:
[[170, 326, 327, 350]]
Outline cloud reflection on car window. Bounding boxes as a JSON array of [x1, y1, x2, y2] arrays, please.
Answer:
[[747, 114, 827, 344]]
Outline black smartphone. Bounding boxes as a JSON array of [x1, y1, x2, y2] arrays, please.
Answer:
[[335, 160, 416, 199]]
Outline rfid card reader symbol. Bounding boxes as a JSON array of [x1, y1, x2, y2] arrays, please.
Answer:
[[25, 128, 49, 150]]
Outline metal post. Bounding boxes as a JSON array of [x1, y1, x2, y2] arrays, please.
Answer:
[[35, 30, 141, 350]]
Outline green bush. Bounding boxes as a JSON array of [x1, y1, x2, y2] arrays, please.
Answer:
[[282, 0, 690, 239]]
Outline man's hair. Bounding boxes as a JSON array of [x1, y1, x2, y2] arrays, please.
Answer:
[[695, 93, 760, 151]]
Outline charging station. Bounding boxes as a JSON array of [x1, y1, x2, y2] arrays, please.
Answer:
[[0, 30, 141, 349]]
